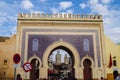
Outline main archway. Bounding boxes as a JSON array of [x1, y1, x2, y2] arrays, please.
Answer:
[[48, 46, 75, 79], [42, 40, 80, 78]]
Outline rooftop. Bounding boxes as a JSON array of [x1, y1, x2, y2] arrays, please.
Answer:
[[18, 13, 102, 22], [0, 37, 9, 42]]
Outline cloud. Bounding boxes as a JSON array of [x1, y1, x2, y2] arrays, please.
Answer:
[[39, 0, 46, 2], [80, 3, 87, 9], [108, 27, 120, 34], [59, 1, 73, 10], [87, 0, 120, 27], [106, 31, 120, 44], [50, 7, 73, 14], [86, 0, 120, 43], [0, 1, 17, 27], [0, 12, 17, 26], [101, 0, 111, 4], [0, 13, 8, 27], [89, 1, 109, 16], [0, 12, 17, 36], [20, 0, 34, 10], [50, 1, 73, 14], [30, 10, 45, 14], [50, 8, 59, 14], [66, 9, 73, 14], [0, 1, 17, 25], [0, 1, 18, 36]]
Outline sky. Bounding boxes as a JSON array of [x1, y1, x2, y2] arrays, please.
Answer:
[[50, 49, 70, 63], [0, 0, 120, 43]]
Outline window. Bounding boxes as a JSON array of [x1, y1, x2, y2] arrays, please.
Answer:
[[83, 39, 90, 51], [32, 38, 39, 51], [3, 60, 7, 65]]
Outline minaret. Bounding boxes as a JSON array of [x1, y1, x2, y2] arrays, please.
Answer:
[[56, 49, 61, 64], [64, 54, 69, 64]]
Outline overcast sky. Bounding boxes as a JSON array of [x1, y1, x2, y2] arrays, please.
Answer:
[[0, 0, 120, 43]]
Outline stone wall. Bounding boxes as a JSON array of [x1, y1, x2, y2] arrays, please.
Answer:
[[0, 35, 16, 79]]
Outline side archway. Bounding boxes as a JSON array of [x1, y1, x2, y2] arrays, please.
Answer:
[[28, 55, 42, 80], [81, 55, 94, 80]]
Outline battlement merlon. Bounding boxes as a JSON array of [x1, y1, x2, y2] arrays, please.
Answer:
[[18, 13, 102, 21]]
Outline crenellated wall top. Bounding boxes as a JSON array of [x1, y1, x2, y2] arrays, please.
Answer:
[[18, 13, 102, 21]]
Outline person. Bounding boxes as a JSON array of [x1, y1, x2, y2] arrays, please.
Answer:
[[101, 77, 104, 80], [16, 74, 22, 80], [115, 74, 120, 80]]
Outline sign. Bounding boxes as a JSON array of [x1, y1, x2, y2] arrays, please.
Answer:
[[23, 62, 32, 72], [14, 64, 18, 68], [13, 54, 21, 64]]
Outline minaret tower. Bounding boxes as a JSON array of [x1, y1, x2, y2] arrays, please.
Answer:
[[56, 49, 61, 64]]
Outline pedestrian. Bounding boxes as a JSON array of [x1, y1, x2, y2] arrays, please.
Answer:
[[101, 77, 104, 80], [115, 74, 120, 80], [16, 74, 22, 80]]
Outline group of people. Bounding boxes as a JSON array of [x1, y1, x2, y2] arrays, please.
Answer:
[[16, 75, 77, 80], [38, 77, 77, 80], [16, 74, 120, 80]]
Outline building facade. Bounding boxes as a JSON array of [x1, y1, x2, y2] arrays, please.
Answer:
[[0, 13, 120, 80], [16, 13, 106, 80]]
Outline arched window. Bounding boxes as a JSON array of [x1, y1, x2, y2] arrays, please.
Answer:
[[3, 60, 7, 66], [83, 39, 90, 51], [32, 38, 39, 51]]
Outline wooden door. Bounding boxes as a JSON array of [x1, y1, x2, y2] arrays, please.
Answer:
[[83, 59, 92, 80]]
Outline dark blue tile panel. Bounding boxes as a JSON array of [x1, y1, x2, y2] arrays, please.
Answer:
[[21, 29, 101, 67]]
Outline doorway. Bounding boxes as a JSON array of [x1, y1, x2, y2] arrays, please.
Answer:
[[83, 59, 92, 80], [30, 58, 40, 80], [48, 46, 75, 80]]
